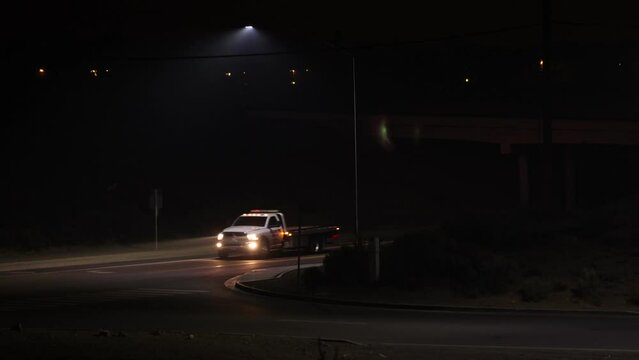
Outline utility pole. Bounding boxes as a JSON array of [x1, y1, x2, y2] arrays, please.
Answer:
[[352, 55, 360, 244], [150, 189, 162, 250], [540, 0, 553, 211]]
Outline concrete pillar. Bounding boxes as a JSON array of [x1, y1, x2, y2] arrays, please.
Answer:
[[369, 236, 380, 283], [518, 153, 530, 207], [565, 145, 575, 212]]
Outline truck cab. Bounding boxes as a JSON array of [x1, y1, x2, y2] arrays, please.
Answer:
[[215, 210, 289, 259]]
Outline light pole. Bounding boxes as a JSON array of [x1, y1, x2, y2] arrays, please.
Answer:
[[132, 26, 362, 242], [351, 55, 359, 242], [324, 39, 359, 243]]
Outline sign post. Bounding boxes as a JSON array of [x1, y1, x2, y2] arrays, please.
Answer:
[[297, 202, 302, 288], [150, 189, 163, 250]]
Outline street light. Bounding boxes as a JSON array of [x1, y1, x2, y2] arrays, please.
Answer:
[[131, 27, 361, 241], [351, 55, 359, 241], [321, 42, 359, 242]]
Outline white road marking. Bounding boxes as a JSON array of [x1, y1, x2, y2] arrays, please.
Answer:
[[377, 342, 639, 354], [0, 287, 210, 311], [99, 292, 162, 298], [278, 319, 368, 326], [87, 270, 113, 274], [2, 253, 325, 275], [84, 258, 215, 271], [137, 288, 210, 294]]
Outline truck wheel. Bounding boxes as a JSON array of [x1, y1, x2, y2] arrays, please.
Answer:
[[258, 239, 271, 259]]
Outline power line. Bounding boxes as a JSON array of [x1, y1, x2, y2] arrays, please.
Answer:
[[126, 24, 541, 62]]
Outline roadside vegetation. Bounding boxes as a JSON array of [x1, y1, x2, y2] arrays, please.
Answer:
[[304, 204, 639, 309]]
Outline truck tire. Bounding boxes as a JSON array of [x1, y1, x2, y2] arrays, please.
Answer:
[[258, 239, 271, 259]]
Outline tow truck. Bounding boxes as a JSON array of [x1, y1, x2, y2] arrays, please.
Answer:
[[215, 210, 340, 259]]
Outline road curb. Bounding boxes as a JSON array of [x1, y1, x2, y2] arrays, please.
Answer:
[[234, 270, 639, 317]]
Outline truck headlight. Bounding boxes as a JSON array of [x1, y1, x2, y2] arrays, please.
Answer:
[[247, 241, 258, 250], [217, 233, 224, 241], [247, 233, 258, 241], [216, 242, 223, 248]]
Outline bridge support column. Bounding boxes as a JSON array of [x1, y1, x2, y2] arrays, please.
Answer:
[[518, 153, 530, 208], [565, 145, 575, 212]]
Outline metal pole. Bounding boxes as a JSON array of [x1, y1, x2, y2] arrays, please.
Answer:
[[297, 203, 302, 287], [154, 189, 159, 250], [352, 55, 359, 243], [541, 0, 553, 210]]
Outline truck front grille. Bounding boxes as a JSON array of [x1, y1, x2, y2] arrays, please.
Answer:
[[223, 232, 245, 237], [222, 232, 246, 246]]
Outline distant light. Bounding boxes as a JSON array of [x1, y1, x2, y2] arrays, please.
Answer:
[[618, 62, 623, 67], [305, 68, 310, 72], [290, 69, 296, 74], [38, 68, 45, 73], [90, 69, 98, 77], [464, 77, 470, 83], [244, 25, 254, 29], [105, 69, 110, 73], [225, 72, 232, 77], [291, 81, 296, 85], [539, 59, 544, 71], [377, 119, 393, 151]]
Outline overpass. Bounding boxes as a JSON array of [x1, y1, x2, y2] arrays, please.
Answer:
[[250, 110, 639, 210]]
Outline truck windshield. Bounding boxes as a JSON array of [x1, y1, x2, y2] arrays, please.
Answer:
[[232, 216, 267, 227]]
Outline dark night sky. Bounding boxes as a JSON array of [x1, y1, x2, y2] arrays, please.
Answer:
[[2, 1, 639, 246], [4, 1, 639, 52]]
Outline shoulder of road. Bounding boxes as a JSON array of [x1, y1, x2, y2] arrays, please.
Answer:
[[0, 237, 214, 272], [2, 243, 637, 317], [233, 264, 639, 317]]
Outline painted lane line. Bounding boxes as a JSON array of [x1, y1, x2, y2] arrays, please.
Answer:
[[0, 288, 210, 311], [98, 293, 162, 298], [0, 299, 59, 305], [137, 288, 210, 293], [377, 342, 639, 354], [44, 299, 83, 304], [15, 253, 325, 275], [87, 270, 113, 274], [103, 292, 168, 298], [82, 258, 217, 271], [278, 319, 368, 326]]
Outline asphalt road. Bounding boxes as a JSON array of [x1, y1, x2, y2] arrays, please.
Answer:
[[2, 247, 639, 356]]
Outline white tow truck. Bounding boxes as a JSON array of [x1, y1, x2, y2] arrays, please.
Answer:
[[215, 210, 340, 259]]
